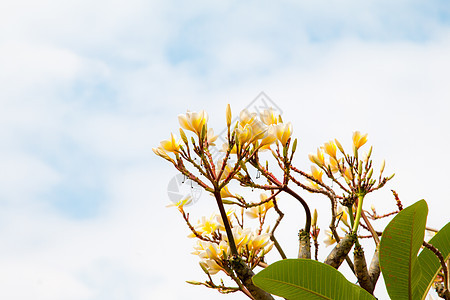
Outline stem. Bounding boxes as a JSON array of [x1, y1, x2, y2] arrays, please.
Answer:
[[282, 186, 311, 233], [423, 241, 449, 292], [352, 194, 365, 234], [272, 200, 287, 259], [361, 211, 380, 245], [213, 190, 238, 256]]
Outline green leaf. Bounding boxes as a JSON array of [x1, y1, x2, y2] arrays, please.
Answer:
[[416, 222, 450, 299], [379, 199, 428, 300], [252, 259, 376, 300]]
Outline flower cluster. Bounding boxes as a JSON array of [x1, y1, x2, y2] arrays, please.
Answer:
[[186, 210, 274, 275]]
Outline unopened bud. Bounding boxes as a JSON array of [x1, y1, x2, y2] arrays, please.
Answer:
[[312, 209, 318, 227], [292, 138, 298, 154], [199, 262, 209, 274], [367, 146, 373, 160], [226, 104, 232, 127], [380, 159, 386, 175], [335, 139, 345, 154], [180, 128, 188, 145]]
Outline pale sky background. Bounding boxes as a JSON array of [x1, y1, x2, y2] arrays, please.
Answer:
[[1, 1, 450, 299]]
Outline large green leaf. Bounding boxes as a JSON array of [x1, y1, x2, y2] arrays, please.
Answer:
[[416, 222, 450, 299], [379, 200, 428, 300], [252, 259, 376, 300]]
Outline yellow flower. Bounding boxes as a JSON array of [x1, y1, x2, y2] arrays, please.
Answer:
[[352, 131, 368, 150], [166, 195, 192, 210], [343, 167, 353, 181], [220, 185, 234, 199], [261, 193, 275, 211], [308, 147, 325, 167], [305, 179, 320, 190], [178, 110, 209, 136], [249, 233, 271, 251], [245, 193, 274, 219], [276, 122, 292, 145], [260, 108, 279, 125], [310, 165, 323, 182], [249, 121, 268, 143], [230, 226, 252, 251], [160, 133, 181, 153], [239, 109, 257, 126], [328, 157, 340, 173], [323, 230, 337, 247], [236, 124, 253, 145], [204, 240, 230, 260], [194, 215, 219, 236], [258, 125, 277, 148], [206, 128, 218, 146], [324, 140, 337, 158], [152, 146, 174, 162], [337, 206, 350, 228], [200, 259, 223, 275], [245, 206, 261, 219]]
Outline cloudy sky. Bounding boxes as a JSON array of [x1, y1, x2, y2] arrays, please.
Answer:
[[1, 1, 449, 299]]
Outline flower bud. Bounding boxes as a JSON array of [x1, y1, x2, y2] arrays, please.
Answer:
[[226, 104, 232, 127], [312, 209, 318, 227]]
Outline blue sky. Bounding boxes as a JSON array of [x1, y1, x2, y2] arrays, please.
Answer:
[[1, 1, 450, 299]]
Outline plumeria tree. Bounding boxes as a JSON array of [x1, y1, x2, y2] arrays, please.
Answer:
[[154, 105, 450, 300]]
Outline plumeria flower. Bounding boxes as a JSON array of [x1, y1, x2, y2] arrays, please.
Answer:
[[220, 185, 235, 199], [249, 233, 271, 251], [309, 147, 326, 167], [275, 122, 292, 145], [260, 193, 275, 211], [260, 108, 279, 126], [203, 240, 230, 260], [245, 206, 261, 219], [236, 124, 253, 145], [194, 215, 219, 236], [258, 125, 277, 148], [328, 156, 340, 173], [249, 120, 268, 143], [305, 179, 320, 190], [337, 206, 350, 228], [230, 226, 252, 251], [152, 146, 174, 162], [160, 133, 181, 153], [166, 195, 192, 210], [323, 140, 337, 158], [310, 166, 323, 182], [200, 259, 224, 275], [352, 131, 368, 150], [323, 230, 338, 247], [245, 194, 274, 218], [206, 128, 218, 146], [178, 110, 209, 136], [239, 109, 257, 126], [343, 167, 353, 181]]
